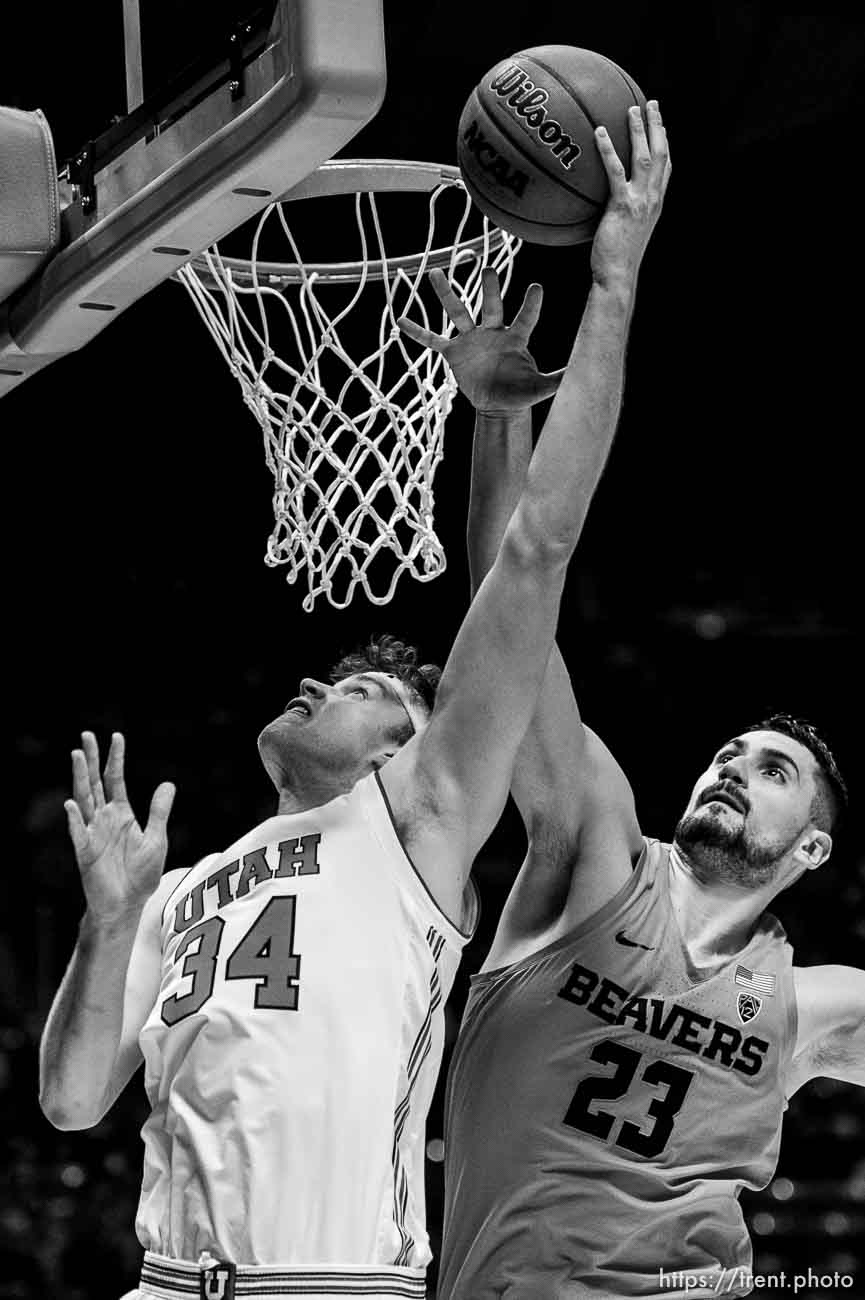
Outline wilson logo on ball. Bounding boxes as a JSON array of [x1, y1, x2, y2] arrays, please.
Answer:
[[461, 120, 530, 197], [489, 63, 583, 169]]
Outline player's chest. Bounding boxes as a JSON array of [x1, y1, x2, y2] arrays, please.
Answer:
[[156, 835, 409, 1029], [477, 928, 786, 1085]]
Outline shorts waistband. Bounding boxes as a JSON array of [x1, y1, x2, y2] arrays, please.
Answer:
[[140, 1251, 426, 1300]]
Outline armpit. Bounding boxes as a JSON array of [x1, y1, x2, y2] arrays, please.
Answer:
[[807, 1016, 865, 1087]]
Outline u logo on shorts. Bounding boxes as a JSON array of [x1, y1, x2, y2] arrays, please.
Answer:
[[200, 1263, 236, 1300]]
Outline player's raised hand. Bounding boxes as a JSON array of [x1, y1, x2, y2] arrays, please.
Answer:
[[65, 732, 175, 922], [398, 267, 564, 414], [591, 99, 671, 287]]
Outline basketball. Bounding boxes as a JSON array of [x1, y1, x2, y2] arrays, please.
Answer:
[[457, 45, 646, 246]]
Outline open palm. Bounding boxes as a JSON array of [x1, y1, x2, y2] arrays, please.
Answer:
[[65, 732, 175, 921], [399, 268, 563, 414]]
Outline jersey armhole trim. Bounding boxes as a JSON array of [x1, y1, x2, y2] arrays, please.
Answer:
[[372, 770, 479, 945], [780, 950, 800, 1091]]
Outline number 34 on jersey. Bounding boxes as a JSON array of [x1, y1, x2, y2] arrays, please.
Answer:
[[160, 833, 321, 1026]]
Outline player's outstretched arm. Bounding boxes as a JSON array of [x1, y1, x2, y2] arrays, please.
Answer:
[[462, 313, 641, 941], [389, 103, 670, 920], [39, 732, 177, 1129]]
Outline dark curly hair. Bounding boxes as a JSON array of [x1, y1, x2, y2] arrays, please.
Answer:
[[329, 634, 441, 743], [743, 712, 848, 835]]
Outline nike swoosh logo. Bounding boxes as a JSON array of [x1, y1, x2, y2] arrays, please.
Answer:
[[615, 930, 654, 951]]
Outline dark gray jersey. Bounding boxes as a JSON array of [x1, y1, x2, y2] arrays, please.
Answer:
[[439, 840, 796, 1299]]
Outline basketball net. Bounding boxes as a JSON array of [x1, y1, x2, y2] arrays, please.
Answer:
[[176, 160, 521, 610]]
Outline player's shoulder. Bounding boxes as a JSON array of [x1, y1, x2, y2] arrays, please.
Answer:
[[792, 964, 865, 1051], [793, 964, 865, 1015], [150, 856, 222, 923], [789, 965, 865, 1093], [122, 860, 224, 991]]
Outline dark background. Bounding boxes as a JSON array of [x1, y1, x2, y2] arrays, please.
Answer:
[[2, 3, 864, 1297]]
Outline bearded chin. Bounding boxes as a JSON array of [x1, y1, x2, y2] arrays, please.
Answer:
[[673, 810, 788, 887]]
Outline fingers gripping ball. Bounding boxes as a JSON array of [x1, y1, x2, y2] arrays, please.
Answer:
[[457, 45, 646, 246]]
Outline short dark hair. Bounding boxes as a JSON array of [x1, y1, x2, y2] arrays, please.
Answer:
[[329, 634, 441, 742], [742, 712, 848, 835]]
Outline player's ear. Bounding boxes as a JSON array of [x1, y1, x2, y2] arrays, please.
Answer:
[[796, 829, 831, 870]]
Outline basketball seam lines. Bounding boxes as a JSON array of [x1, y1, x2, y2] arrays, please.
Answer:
[[475, 96, 604, 209], [462, 176, 597, 232], [519, 50, 639, 134], [595, 56, 643, 107]]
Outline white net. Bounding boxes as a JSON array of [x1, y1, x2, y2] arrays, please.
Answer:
[[176, 161, 521, 610]]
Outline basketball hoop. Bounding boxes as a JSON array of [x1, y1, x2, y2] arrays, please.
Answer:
[[176, 159, 521, 610]]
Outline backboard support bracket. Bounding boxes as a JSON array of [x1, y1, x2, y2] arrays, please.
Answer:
[[228, 20, 253, 101], [67, 142, 96, 216]]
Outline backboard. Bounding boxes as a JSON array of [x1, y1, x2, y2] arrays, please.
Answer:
[[0, 0, 386, 397]]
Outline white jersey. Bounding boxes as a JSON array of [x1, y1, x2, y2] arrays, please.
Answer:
[[136, 772, 475, 1281]]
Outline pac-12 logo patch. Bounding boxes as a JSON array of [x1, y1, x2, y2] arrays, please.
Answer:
[[737, 992, 762, 1025], [200, 1261, 236, 1300]]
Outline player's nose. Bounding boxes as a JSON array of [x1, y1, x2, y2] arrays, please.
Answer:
[[300, 677, 328, 700], [717, 755, 747, 785]]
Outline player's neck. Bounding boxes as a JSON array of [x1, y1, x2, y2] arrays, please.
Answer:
[[668, 846, 772, 967], [273, 760, 368, 815]]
